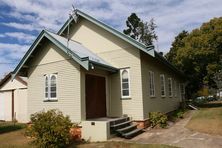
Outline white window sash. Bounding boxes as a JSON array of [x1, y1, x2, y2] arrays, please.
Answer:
[[120, 69, 131, 98], [44, 74, 57, 101], [168, 78, 173, 97], [160, 74, 166, 97], [149, 71, 155, 97], [174, 80, 177, 97]]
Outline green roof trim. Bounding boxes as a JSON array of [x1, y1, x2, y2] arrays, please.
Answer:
[[12, 30, 117, 79], [57, 9, 184, 77], [57, 9, 155, 57]]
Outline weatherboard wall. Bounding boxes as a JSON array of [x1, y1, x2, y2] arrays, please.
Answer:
[[70, 18, 144, 120], [27, 42, 82, 122], [140, 52, 182, 118]]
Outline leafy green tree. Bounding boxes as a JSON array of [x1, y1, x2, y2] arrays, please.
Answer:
[[123, 13, 157, 46], [165, 30, 188, 65], [123, 13, 141, 40], [166, 17, 222, 98], [139, 18, 158, 46]]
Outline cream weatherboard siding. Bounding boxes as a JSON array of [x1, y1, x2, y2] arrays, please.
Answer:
[[70, 18, 144, 120], [27, 42, 81, 122], [140, 52, 183, 118], [0, 78, 27, 122]]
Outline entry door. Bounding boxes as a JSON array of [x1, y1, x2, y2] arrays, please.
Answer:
[[85, 74, 106, 119], [0, 92, 5, 120]]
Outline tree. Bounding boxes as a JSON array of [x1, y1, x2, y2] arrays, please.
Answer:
[[123, 13, 141, 40], [123, 13, 157, 46], [166, 17, 222, 98], [165, 30, 188, 65]]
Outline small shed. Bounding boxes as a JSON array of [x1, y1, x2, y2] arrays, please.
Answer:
[[0, 73, 28, 123]]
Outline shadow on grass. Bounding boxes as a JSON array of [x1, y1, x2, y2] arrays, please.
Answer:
[[0, 123, 26, 134]]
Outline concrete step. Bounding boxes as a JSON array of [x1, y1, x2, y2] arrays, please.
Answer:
[[116, 124, 137, 133], [122, 128, 143, 139], [110, 120, 132, 129], [110, 117, 129, 126]]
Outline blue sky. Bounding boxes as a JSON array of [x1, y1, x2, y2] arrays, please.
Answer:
[[0, 0, 222, 78]]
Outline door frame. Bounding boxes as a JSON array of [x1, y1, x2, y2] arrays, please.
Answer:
[[84, 73, 109, 119]]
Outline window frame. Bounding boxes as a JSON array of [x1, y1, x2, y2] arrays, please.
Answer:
[[44, 74, 58, 101], [44, 75, 49, 100], [168, 78, 173, 97], [120, 68, 131, 99], [160, 74, 166, 97], [174, 80, 177, 97], [149, 71, 155, 97]]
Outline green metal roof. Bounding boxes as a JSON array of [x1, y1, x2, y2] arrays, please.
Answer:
[[12, 30, 118, 79], [57, 9, 185, 78], [58, 9, 155, 57]]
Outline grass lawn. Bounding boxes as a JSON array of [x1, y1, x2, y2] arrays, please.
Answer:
[[0, 129, 34, 148], [186, 101, 222, 135], [0, 122, 26, 134], [0, 129, 176, 148], [75, 142, 177, 148]]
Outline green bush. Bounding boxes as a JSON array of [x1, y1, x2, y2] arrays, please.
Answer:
[[26, 109, 72, 148], [175, 109, 185, 119], [149, 112, 168, 128]]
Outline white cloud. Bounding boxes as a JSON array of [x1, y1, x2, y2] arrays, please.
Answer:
[[0, 0, 222, 77], [0, 32, 35, 43], [1, 22, 41, 31], [0, 43, 29, 60]]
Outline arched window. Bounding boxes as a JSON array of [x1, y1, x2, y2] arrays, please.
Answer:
[[121, 69, 130, 98], [44, 74, 57, 100], [45, 76, 49, 99], [50, 74, 57, 99]]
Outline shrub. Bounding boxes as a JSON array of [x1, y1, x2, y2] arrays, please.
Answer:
[[175, 109, 185, 119], [149, 112, 168, 128], [26, 109, 72, 148]]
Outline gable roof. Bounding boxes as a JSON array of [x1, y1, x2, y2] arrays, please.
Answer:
[[12, 30, 117, 79], [58, 9, 155, 57], [57, 10, 185, 78], [0, 72, 27, 89]]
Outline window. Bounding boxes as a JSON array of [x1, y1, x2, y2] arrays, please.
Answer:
[[180, 83, 185, 95], [168, 78, 173, 97], [45, 74, 57, 100], [50, 75, 57, 98], [179, 83, 185, 101], [120, 69, 130, 98], [174, 80, 177, 97], [160, 74, 166, 97], [149, 71, 155, 97], [45, 76, 49, 98]]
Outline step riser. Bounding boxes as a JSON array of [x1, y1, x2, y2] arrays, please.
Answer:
[[112, 123, 131, 130], [110, 117, 129, 126], [124, 129, 143, 139], [119, 126, 137, 134], [110, 117, 143, 139]]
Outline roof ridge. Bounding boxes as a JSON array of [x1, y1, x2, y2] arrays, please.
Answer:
[[57, 9, 155, 57], [75, 9, 154, 49]]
